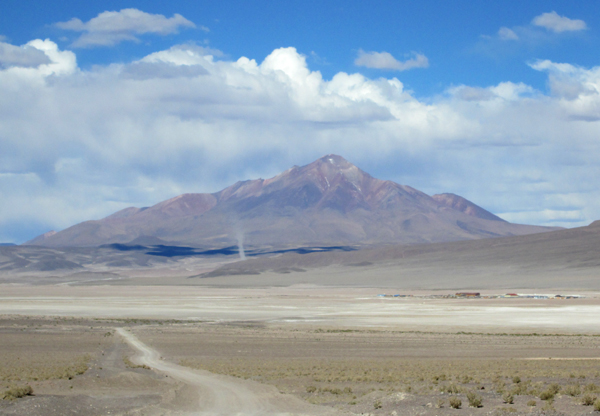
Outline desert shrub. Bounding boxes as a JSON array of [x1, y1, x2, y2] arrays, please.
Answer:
[[494, 380, 506, 394], [467, 390, 482, 407], [594, 399, 600, 412], [542, 401, 555, 412], [527, 400, 536, 407], [512, 376, 521, 384], [502, 392, 514, 404], [449, 396, 461, 409], [581, 394, 596, 406], [373, 400, 382, 409], [444, 383, 460, 394], [564, 384, 581, 396], [322, 387, 342, 395], [539, 389, 555, 401], [525, 381, 543, 397], [343, 387, 352, 394], [461, 375, 473, 384], [548, 383, 561, 395], [585, 383, 600, 393], [123, 357, 150, 370], [3, 385, 33, 400], [510, 383, 528, 395], [306, 385, 316, 393]]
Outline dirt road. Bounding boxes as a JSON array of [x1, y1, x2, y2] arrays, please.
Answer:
[[116, 328, 345, 416]]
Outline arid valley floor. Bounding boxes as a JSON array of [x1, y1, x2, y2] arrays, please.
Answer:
[[1, 278, 600, 416]]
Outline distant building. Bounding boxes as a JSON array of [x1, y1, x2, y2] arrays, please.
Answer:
[[455, 292, 480, 297]]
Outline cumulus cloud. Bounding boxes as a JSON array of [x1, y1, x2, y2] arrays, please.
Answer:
[[1, 40, 600, 241], [0, 41, 50, 68], [355, 50, 429, 71], [529, 59, 600, 120], [55, 9, 197, 48], [0, 39, 76, 78], [532, 11, 587, 33]]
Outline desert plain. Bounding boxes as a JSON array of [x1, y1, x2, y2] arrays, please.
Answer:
[[2, 258, 600, 416], [2, 222, 600, 415]]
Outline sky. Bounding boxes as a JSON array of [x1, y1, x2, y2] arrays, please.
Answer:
[[1, 1, 599, 243]]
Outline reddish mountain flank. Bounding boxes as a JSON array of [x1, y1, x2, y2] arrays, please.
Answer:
[[27, 155, 556, 247]]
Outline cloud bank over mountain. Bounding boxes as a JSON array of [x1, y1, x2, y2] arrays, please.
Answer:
[[0, 35, 599, 242]]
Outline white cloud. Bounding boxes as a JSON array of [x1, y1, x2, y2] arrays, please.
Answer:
[[529, 59, 600, 120], [487, 12, 586, 46], [0, 39, 76, 80], [55, 8, 196, 48], [2, 40, 600, 241], [0, 41, 50, 68], [449, 82, 534, 102], [355, 50, 429, 71], [498, 27, 519, 41], [532, 11, 587, 33]]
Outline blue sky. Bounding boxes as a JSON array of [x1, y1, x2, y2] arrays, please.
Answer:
[[1, 1, 599, 242], [3, 1, 598, 93]]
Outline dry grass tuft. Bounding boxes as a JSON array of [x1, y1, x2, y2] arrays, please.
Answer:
[[466, 390, 482, 407], [582, 393, 597, 406], [2, 385, 33, 400], [564, 384, 581, 396], [449, 396, 461, 409], [502, 392, 514, 404], [123, 356, 151, 370], [0, 355, 90, 382]]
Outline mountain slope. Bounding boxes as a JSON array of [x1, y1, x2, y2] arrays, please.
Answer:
[[196, 220, 600, 290], [432, 193, 507, 222], [27, 155, 557, 247]]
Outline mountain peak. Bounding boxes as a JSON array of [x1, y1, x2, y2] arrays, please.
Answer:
[[317, 154, 350, 165], [300, 154, 370, 186], [27, 155, 556, 247], [311, 154, 358, 172]]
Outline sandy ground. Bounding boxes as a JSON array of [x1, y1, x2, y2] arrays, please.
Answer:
[[2, 316, 600, 415], [0, 285, 599, 333], [1, 283, 600, 415]]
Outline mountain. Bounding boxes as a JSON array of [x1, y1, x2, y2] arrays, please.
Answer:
[[27, 154, 556, 248], [24, 230, 56, 245], [196, 220, 600, 290], [432, 193, 506, 222]]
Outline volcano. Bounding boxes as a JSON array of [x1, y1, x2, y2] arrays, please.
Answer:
[[27, 155, 555, 247]]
